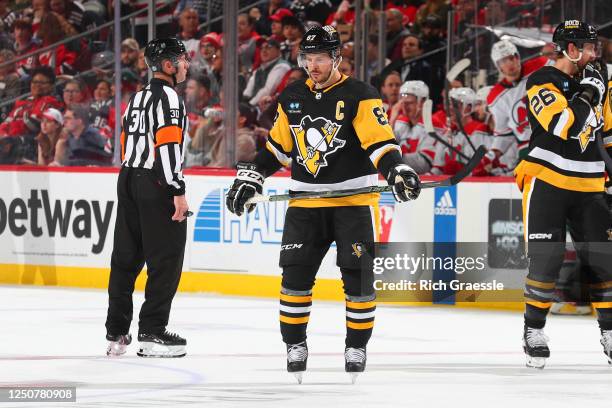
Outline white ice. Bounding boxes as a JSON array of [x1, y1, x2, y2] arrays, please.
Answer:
[[1, 286, 611, 408]]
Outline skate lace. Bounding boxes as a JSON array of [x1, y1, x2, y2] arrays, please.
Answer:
[[526, 328, 549, 347], [601, 330, 612, 352], [163, 331, 181, 340], [287, 342, 307, 363], [345, 347, 366, 363]]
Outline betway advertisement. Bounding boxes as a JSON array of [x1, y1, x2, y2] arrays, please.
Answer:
[[0, 169, 522, 280], [0, 170, 117, 267]]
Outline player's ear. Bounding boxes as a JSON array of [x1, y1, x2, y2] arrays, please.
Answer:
[[161, 59, 175, 74]]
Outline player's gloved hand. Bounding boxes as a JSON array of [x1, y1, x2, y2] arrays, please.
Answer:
[[226, 162, 264, 216], [580, 61, 608, 106], [387, 164, 420, 202]]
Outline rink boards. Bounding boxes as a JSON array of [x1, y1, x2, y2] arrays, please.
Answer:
[[0, 166, 524, 308]]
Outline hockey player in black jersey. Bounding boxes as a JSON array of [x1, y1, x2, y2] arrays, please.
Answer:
[[515, 20, 612, 368], [226, 25, 420, 383]]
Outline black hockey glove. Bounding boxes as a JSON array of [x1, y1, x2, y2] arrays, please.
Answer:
[[580, 61, 608, 107], [387, 164, 421, 202], [226, 162, 264, 216]]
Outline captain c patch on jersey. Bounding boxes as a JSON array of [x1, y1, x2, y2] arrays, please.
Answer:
[[290, 115, 345, 176]]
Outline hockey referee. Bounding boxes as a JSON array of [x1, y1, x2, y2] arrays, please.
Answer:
[[105, 38, 190, 358]]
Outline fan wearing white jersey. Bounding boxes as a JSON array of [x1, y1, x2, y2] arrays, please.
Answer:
[[431, 87, 489, 175], [392, 80, 436, 174], [487, 40, 551, 167]]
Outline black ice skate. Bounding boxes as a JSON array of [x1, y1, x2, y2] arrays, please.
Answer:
[[106, 333, 132, 356], [137, 331, 186, 358], [345, 347, 366, 383], [286, 341, 308, 384], [523, 326, 550, 369], [600, 330, 612, 365]]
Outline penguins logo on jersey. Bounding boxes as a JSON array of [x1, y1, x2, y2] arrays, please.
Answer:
[[572, 105, 603, 153], [290, 115, 345, 176]]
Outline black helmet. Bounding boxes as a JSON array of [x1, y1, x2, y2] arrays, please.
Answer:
[[144, 38, 187, 72], [552, 20, 598, 52], [299, 25, 341, 54]]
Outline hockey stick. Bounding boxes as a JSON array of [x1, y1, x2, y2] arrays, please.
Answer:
[[422, 99, 471, 161], [246, 146, 486, 204], [446, 58, 471, 84], [444, 58, 478, 152], [596, 131, 612, 173], [443, 58, 471, 121]]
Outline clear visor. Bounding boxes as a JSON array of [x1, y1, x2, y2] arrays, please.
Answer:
[[297, 49, 341, 70]]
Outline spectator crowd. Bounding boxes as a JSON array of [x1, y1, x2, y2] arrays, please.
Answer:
[[0, 0, 611, 175]]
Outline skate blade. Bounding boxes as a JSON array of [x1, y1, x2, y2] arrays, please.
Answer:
[[526, 356, 547, 369], [349, 372, 359, 384], [292, 372, 304, 384], [137, 343, 186, 358], [106, 342, 128, 356]]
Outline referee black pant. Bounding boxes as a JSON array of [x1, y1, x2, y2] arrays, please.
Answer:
[[105, 167, 186, 336]]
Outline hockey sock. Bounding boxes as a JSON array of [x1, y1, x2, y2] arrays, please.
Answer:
[[524, 278, 555, 328], [280, 288, 312, 345], [345, 295, 376, 348], [590, 281, 612, 330]]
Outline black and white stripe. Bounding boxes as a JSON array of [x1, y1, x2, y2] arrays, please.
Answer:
[[122, 78, 187, 195]]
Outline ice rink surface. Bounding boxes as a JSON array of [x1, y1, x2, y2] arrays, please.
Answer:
[[1, 286, 611, 408]]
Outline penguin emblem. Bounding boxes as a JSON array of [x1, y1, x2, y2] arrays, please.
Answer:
[[290, 115, 345, 177]]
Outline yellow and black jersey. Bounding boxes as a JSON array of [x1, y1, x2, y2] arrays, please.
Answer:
[[256, 74, 402, 207], [603, 80, 612, 153], [515, 66, 606, 192]]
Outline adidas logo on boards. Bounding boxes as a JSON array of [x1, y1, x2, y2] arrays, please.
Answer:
[[434, 190, 457, 216]]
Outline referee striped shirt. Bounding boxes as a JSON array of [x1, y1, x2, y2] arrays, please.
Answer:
[[120, 78, 188, 196]]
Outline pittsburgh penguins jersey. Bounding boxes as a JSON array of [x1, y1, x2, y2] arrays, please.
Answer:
[[488, 57, 551, 147], [258, 74, 402, 207], [515, 66, 606, 192], [603, 80, 612, 151]]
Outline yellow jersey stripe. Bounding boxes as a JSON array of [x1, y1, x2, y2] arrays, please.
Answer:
[[515, 160, 605, 192]]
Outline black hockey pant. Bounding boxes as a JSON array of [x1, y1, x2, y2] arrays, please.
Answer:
[[105, 168, 186, 336], [278, 206, 378, 348], [521, 176, 612, 330]]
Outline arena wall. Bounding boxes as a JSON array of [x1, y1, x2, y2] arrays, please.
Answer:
[[0, 166, 525, 309]]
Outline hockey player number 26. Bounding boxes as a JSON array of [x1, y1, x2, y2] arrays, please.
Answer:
[[373, 107, 389, 125], [530, 89, 557, 115]]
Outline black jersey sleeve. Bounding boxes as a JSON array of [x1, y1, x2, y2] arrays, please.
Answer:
[[253, 102, 292, 177], [526, 69, 597, 141]]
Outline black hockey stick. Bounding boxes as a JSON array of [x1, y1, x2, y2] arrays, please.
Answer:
[[450, 97, 479, 153], [246, 146, 486, 204], [596, 131, 612, 173], [422, 99, 471, 161]]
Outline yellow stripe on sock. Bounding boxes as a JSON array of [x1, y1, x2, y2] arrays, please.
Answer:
[[526, 300, 552, 309], [347, 321, 375, 330], [280, 293, 312, 303], [280, 315, 310, 324], [592, 302, 612, 308], [590, 282, 612, 290], [346, 301, 376, 309], [525, 278, 555, 289]]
